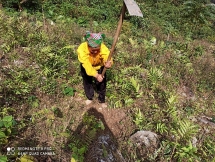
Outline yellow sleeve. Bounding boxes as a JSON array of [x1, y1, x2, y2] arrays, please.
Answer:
[[100, 43, 113, 64], [77, 42, 97, 77]]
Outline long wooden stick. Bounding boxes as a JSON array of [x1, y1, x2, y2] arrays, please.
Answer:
[[101, 2, 126, 77]]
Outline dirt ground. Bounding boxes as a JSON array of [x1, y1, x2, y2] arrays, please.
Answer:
[[4, 92, 135, 162]]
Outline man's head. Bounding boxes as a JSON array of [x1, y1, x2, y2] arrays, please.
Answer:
[[84, 31, 105, 48]]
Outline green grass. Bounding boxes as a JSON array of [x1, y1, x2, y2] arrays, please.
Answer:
[[0, 1, 215, 161]]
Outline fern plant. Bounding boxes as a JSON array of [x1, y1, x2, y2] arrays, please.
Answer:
[[166, 95, 179, 121], [175, 141, 198, 162], [171, 119, 199, 141], [148, 67, 163, 89], [156, 122, 168, 134], [130, 76, 143, 98], [133, 109, 145, 130]]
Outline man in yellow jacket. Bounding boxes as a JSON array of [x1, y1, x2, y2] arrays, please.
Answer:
[[77, 31, 113, 106]]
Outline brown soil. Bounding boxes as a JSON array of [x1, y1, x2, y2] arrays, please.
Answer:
[[4, 93, 135, 162]]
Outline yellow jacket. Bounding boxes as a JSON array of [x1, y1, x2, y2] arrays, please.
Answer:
[[77, 42, 112, 77]]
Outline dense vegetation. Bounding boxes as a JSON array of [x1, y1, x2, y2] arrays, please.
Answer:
[[0, 0, 215, 161]]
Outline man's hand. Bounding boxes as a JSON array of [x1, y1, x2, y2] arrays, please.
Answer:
[[95, 74, 103, 82], [104, 61, 112, 68]]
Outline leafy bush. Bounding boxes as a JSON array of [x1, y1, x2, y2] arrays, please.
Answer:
[[0, 0, 215, 161], [0, 116, 16, 146]]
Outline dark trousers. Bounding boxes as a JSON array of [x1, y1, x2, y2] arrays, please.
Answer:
[[80, 64, 106, 103]]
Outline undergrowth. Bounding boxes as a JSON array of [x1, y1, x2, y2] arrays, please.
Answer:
[[0, 0, 215, 161]]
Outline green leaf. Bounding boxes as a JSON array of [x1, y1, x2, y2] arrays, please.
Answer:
[[0, 131, 6, 138], [0, 156, 7, 162], [63, 87, 74, 96], [48, 10, 54, 16], [71, 158, 76, 162], [2, 116, 13, 122], [0, 121, 3, 127], [72, 154, 78, 161], [60, 132, 70, 137], [19, 155, 35, 162], [78, 147, 86, 154], [98, 121, 105, 130], [72, 147, 78, 153], [2, 116, 13, 128], [93, 21, 99, 26], [62, 45, 75, 49]]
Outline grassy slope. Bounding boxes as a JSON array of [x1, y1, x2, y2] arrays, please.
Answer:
[[0, 1, 215, 161]]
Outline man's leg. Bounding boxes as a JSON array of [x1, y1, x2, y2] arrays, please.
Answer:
[[96, 66, 106, 103], [80, 64, 94, 100]]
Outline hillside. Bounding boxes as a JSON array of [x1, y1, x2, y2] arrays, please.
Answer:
[[0, 0, 215, 162]]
